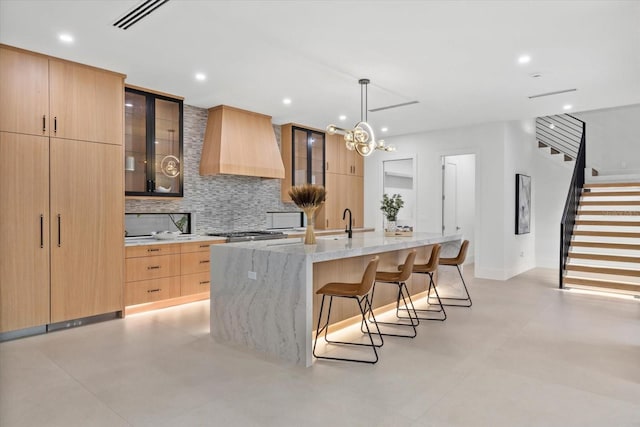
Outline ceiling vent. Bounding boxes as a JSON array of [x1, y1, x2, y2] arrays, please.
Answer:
[[528, 88, 577, 99], [113, 0, 169, 30]]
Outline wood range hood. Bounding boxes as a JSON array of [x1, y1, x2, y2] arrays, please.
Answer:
[[199, 105, 285, 179]]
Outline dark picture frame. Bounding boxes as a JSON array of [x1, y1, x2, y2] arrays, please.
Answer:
[[515, 174, 531, 235]]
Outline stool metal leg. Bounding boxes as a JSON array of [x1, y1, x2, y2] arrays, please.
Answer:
[[368, 281, 419, 338], [313, 294, 383, 364], [428, 265, 472, 307], [399, 272, 447, 321]]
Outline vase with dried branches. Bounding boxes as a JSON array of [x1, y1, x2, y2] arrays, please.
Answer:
[[288, 184, 326, 244]]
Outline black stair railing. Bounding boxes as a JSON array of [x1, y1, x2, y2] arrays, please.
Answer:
[[559, 115, 586, 288]]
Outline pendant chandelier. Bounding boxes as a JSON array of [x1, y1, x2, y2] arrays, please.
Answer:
[[326, 78, 394, 157]]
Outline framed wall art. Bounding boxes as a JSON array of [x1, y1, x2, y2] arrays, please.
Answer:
[[515, 174, 531, 235]]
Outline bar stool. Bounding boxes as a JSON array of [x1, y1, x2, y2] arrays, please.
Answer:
[[370, 250, 419, 338], [430, 240, 471, 307], [400, 244, 446, 321], [313, 256, 383, 364]]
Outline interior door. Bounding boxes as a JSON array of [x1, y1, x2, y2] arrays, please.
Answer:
[[443, 160, 458, 235], [50, 138, 123, 322], [0, 132, 50, 332]]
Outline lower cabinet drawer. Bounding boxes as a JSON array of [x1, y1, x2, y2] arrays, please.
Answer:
[[181, 251, 211, 275], [181, 272, 211, 296], [125, 276, 181, 306], [126, 254, 180, 282]]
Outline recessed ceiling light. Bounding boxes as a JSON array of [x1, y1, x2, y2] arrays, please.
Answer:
[[563, 104, 573, 110], [195, 73, 206, 81], [339, 115, 347, 121], [518, 55, 531, 64], [283, 98, 292, 105], [58, 33, 74, 43], [125, 103, 133, 108], [381, 127, 388, 132]]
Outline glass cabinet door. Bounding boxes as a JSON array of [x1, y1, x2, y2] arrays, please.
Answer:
[[124, 91, 147, 193], [124, 87, 183, 197], [292, 126, 325, 187]]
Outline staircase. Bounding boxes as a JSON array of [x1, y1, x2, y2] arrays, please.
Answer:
[[563, 182, 640, 295]]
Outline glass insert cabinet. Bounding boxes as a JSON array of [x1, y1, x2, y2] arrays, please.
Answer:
[[292, 126, 325, 187], [125, 87, 183, 197]]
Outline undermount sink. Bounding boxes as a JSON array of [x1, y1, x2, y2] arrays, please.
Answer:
[[317, 235, 349, 241]]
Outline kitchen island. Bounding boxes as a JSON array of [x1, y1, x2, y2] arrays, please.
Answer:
[[209, 232, 462, 366]]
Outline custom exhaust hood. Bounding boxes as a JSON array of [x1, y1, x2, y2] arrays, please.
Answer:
[[199, 105, 285, 179]]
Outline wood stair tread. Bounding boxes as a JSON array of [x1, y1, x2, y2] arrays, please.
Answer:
[[570, 241, 640, 250], [568, 252, 640, 263], [564, 276, 640, 292], [565, 264, 640, 277], [577, 210, 640, 216], [579, 200, 640, 206], [582, 191, 640, 197], [573, 230, 640, 238], [575, 220, 640, 226], [584, 182, 640, 188]]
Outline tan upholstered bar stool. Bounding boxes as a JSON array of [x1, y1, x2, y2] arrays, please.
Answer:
[[370, 250, 419, 338], [431, 240, 472, 307], [313, 256, 383, 364], [400, 244, 446, 321]]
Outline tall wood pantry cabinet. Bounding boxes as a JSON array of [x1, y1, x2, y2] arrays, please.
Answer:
[[0, 45, 125, 333]]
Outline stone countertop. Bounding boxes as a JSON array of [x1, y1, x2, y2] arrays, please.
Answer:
[[124, 234, 227, 247], [281, 227, 374, 238], [219, 231, 462, 263]]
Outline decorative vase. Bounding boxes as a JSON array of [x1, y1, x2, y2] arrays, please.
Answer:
[[302, 206, 318, 245], [386, 219, 397, 233]]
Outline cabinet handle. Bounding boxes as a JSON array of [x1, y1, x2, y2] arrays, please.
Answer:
[[199, 244, 209, 248], [42, 115, 46, 133], [199, 280, 210, 285], [326, 162, 329, 171], [199, 260, 210, 264], [57, 214, 61, 247], [147, 265, 161, 270], [54, 117, 57, 133], [147, 248, 160, 252], [326, 219, 329, 227], [147, 288, 161, 293], [40, 214, 44, 248]]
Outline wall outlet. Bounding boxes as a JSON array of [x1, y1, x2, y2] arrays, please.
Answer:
[[248, 271, 257, 280]]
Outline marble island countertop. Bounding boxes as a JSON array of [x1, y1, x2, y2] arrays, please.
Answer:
[[124, 234, 227, 247], [223, 231, 461, 263]]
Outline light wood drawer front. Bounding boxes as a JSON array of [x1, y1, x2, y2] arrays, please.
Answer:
[[181, 252, 211, 275], [181, 240, 221, 254], [181, 272, 211, 296], [126, 244, 181, 259], [126, 254, 180, 282], [126, 276, 181, 306]]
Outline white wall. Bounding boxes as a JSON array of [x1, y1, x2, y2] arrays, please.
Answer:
[[573, 103, 640, 173]]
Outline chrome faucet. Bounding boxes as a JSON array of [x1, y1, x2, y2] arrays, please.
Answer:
[[343, 208, 353, 239]]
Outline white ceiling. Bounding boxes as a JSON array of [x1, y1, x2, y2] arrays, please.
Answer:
[[1, 0, 639, 137]]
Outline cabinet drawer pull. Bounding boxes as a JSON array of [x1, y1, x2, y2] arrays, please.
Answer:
[[199, 260, 210, 264], [199, 281, 210, 285], [147, 248, 160, 252], [54, 116, 57, 133], [147, 288, 161, 293], [42, 115, 46, 133], [147, 265, 161, 270], [326, 161, 329, 171], [199, 244, 209, 248], [40, 214, 44, 248], [57, 214, 61, 247]]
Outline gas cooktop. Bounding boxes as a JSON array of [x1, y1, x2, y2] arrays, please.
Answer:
[[206, 230, 288, 243]]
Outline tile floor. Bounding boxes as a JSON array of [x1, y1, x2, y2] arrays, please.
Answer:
[[1, 267, 639, 427]]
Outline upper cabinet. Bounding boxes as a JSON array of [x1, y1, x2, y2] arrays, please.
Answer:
[[325, 133, 363, 176], [0, 45, 124, 145], [280, 124, 325, 202], [125, 87, 184, 197]]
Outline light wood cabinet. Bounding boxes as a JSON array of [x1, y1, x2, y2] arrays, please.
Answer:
[[322, 173, 364, 230], [0, 46, 49, 136], [0, 45, 124, 146], [324, 133, 364, 176], [49, 59, 124, 145], [0, 45, 125, 333], [49, 139, 124, 322], [0, 133, 50, 333], [124, 240, 222, 308]]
